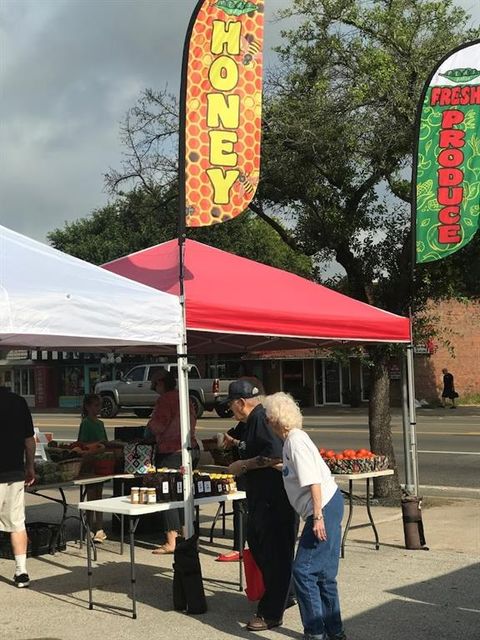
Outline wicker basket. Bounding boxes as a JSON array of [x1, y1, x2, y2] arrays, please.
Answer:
[[56, 458, 83, 481], [326, 455, 389, 474]]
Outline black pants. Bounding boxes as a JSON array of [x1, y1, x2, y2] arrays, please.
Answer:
[[247, 499, 297, 621], [233, 499, 248, 551]]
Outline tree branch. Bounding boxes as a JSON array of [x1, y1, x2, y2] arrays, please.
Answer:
[[249, 201, 303, 253]]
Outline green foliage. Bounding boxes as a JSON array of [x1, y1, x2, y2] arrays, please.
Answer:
[[258, 0, 479, 315], [48, 186, 314, 278]]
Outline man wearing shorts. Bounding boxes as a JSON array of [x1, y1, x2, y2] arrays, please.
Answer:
[[0, 385, 36, 587]]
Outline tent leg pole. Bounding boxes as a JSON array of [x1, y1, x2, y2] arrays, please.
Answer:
[[401, 352, 414, 494], [406, 344, 419, 496], [177, 343, 194, 539]]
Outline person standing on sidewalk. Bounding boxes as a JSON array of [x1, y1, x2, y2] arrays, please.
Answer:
[[148, 369, 199, 555], [226, 379, 297, 632], [264, 392, 346, 640], [441, 368, 457, 409], [216, 378, 265, 563], [0, 385, 36, 588], [77, 393, 108, 543]]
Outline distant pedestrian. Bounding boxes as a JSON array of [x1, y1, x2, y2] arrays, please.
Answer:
[[0, 386, 36, 588], [441, 368, 457, 409], [264, 392, 346, 640]]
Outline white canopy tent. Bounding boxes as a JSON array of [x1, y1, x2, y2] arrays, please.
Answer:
[[0, 225, 182, 349], [0, 225, 197, 534]]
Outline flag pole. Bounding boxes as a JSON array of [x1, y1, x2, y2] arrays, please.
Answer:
[[176, 0, 204, 539]]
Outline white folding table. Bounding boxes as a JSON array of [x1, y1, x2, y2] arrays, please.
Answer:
[[334, 469, 394, 557], [78, 491, 247, 619]]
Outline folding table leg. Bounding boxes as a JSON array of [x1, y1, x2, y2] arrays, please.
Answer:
[[366, 477, 380, 550], [129, 516, 140, 619], [341, 480, 354, 558], [209, 503, 223, 543], [79, 486, 84, 550], [85, 517, 93, 610]]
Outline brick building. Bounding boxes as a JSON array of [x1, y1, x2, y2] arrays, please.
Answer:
[[415, 298, 480, 402]]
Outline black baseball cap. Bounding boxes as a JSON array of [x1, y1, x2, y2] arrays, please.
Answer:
[[223, 379, 261, 403]]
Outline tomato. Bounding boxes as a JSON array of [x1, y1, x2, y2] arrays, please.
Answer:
[[336, 454, 344, 460], [319, 448, 327, 455], [325, 450, 335, 458]]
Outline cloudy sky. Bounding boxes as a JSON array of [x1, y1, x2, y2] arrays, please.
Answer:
[[1, 0, 479, 241]]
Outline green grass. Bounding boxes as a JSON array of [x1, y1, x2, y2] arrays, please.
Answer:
[[458, 393, 480, 405]]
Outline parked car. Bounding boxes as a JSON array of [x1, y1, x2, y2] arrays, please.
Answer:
[[95, 363, 234, 419]]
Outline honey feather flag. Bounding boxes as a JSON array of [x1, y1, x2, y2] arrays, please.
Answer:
[[179, 0, 264, 228], [414, 40, 480, 263]]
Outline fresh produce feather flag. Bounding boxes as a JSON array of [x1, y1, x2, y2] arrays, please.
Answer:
[[414, 40, 480, 263], [179, 0, 264, 227]]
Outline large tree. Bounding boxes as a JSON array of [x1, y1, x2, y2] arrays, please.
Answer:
[[56, 0, 479, 497], [253, 0, 479, 495]]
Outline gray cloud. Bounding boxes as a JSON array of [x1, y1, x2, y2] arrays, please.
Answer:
[[0, 0, 478, 241]]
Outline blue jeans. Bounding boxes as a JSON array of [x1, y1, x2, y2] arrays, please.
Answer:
[[293, 489, 345, 640]]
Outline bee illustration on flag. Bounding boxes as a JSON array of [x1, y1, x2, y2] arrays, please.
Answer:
[[241, 34, 262, 68], [237, 172, 259, 197]]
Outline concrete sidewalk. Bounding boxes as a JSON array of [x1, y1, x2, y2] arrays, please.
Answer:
[[0, 493, 478, 640]]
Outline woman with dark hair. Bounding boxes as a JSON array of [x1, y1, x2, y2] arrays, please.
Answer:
[[78, 393, 108, 543], [148, 368, 199, 554]]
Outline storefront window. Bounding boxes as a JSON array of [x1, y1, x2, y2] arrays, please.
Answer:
[[13, 369, 35, 396], [282, 361, 304, 396], [315, 359, 343, 405], [361, 364, 371, 401], [60, 366, 84, 396]]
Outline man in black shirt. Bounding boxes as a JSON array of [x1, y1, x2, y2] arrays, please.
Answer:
[[0, 386, 36, 587], [225, 380, 296, 632]]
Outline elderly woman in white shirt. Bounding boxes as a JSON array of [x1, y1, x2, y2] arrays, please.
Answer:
[[263, 392, 346, 640]]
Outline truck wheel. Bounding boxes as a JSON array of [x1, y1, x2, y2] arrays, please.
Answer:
[[190, 395, 204, 419], [215, 404, 233, 418], [134, 409, 152, 419], [101, 395, 118, 418]]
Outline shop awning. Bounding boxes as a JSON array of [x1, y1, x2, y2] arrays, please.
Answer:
[[0, 225, 182, 349], [104, 239, 411, 353]]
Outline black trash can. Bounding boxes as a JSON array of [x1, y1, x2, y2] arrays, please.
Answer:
[[401, 495, 428, 550]]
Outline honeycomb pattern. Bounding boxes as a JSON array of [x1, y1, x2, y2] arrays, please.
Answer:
[[184, 1, 264, 227]]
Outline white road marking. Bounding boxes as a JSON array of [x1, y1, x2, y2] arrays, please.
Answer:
[[418, 450, 480, 456]]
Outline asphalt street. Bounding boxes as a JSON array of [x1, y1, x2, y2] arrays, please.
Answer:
[[33, 408, 480, 494]]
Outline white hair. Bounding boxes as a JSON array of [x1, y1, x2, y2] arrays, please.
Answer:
[[263, 392, 303, 433]]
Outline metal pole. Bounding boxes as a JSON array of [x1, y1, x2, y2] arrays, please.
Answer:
[[406, 344, 419, 496], [177, 341, 194, 538], [401, 352, 414, 494]]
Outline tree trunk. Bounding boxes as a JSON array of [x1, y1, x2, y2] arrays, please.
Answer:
[[368, 346, 401, 499]]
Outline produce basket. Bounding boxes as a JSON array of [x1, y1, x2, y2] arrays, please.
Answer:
[[56, 458, 83, 481], [325, 455, 389, 474]]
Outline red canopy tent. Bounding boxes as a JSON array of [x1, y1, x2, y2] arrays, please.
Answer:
[[103, 239, 411, 352], [104, 239, 418, 506]]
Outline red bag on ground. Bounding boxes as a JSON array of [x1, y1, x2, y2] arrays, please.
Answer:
[[243, 548, 265, 602]]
